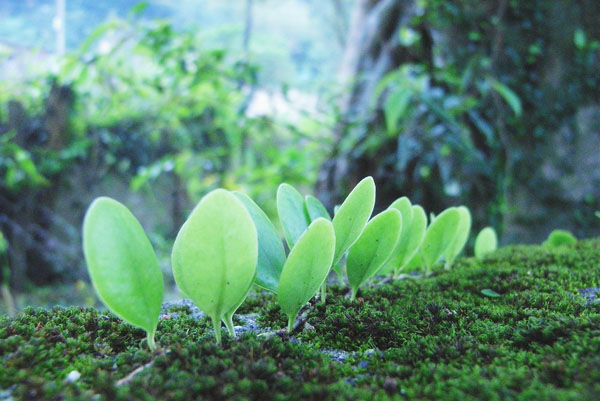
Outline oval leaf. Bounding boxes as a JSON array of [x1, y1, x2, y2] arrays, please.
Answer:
[[347, 209, 402, 297], [380, 197, 413, 274], [421, 207, 461, 270], [332, 176, 376, 265], [474, 226, 498, 260], [542, 229, 577, 248], [278, 218, 335, 329], [481, 288, 501, 298], [305, 195, 331, 221], [172, 189, 258, 324], [83, 197, 163, 346], [444, 206, 472, 268], [277, 183, 310, 249], [233, 191, 286, 293], [383, 204, 426, 274]]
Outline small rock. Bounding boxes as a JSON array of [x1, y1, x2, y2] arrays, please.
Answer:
[[304, 322, 315, 331], [65, 370, 81, 383], [579, 287, 600, 305], [383, 377, 397, 392]]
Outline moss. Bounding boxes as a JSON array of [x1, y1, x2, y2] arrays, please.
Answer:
[[1, 238, 600, 400]]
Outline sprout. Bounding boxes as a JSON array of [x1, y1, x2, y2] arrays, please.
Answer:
[[82, 197, 164, 351]]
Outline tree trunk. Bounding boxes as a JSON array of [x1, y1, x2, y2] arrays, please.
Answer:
[[317, 0, 418, 207]]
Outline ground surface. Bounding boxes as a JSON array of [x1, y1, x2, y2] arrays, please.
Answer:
[[1, 239, 600, 400]]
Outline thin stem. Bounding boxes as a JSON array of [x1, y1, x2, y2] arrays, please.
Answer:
[[223, 314, 236, 337], [287, 314, 297, 333], [335, 266, 345, 284], [350, 288, 357, 301], [212, 317, 222, 345], [146, 330, 157, 352], [320, 282, 327, 304]]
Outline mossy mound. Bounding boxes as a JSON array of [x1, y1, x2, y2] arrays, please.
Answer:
[[2, 239, 600, 400]]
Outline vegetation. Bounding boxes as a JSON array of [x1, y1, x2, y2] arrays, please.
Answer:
[[1, 238, 599, 400]]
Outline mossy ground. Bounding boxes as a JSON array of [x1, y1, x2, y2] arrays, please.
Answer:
[[2, 239, 600, 400]]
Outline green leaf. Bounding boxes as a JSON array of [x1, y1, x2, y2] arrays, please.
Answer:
[[379, 197, 412, 274], [332, 177, 376, 265], [474, 226, 498, 260], [277, 183, 310, 249], [347, 209, 402, 299], [481, 289, 500, 298], [384, 88, 412, 133], [82, 197, 163, 350], [233, 191, 286, 293], [596, 211, 600, 219], [278, 218, 335, 332], [444, 206, 472, 268], [172, 189, 257, 344], [305, 195, 331, 221], [383, 203, 427, 275], [574, 28, 587, 50], [490, 79, 522, 117], [420, 207, 461, 272], [542, 229, 577, 248], [404, 251, 422, 271]]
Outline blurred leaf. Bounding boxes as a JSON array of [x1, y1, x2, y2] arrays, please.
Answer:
[[481, 289, 500, 298], [490, 79, 522, 117]]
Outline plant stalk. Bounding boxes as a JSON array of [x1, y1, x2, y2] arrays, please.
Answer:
[[146, 330, 157, 351], [223, 313, 236, 337], [287, 314, 297, 333], [212, 317, 222, 344]]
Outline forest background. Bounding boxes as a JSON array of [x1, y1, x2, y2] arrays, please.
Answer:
[[0, 0, 599, 309]]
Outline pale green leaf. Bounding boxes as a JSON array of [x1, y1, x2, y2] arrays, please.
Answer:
[[233, 191, 286, 293], [347, 209, 402, 298], [277, 183, 310, 249], [420, 207, 461, 271], [171, 189, 257, 343], [332, 177, 376, 265], [474, 226, 498, 260], [382, 203, 426, 274], [305, 195, 331, 221], [83, 197, 163, 349], [542, 229, 577, 248], [491, 79, 522, 117], [379, 197, 412, 274], [444, 206, 472, 268], [481, 288, 500, 298], [278, 218, 335, 331]]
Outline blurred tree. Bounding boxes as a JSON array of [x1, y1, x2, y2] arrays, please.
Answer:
[[318, 0, 600, 243]]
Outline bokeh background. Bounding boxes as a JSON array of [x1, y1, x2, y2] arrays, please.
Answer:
[[1, 0, 599, 312]]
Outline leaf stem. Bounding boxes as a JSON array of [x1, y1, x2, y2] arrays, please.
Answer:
[[146, 330, 157, 351], [223, 314, 236, 337], [212, 317, 222, 345], [320, 282, 327, 304], [287, 314, 297, 333], [350, 288, 357, 301]]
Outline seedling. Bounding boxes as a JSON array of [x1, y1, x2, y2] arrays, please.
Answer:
[[474, 226, 498, 260], [346, 209, 402, 300], [171, 189, 258, 344], [277, 183, 310, 249], [420, 207, 461, 275], [233, 191, 286, 293], [443, 206, 472, 269], [332, 177, 376, 266], [542, 229, 577, 248], [380, 199, 427, 277], [278, 218, 335, 332], [82, 197, 164, 351]]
